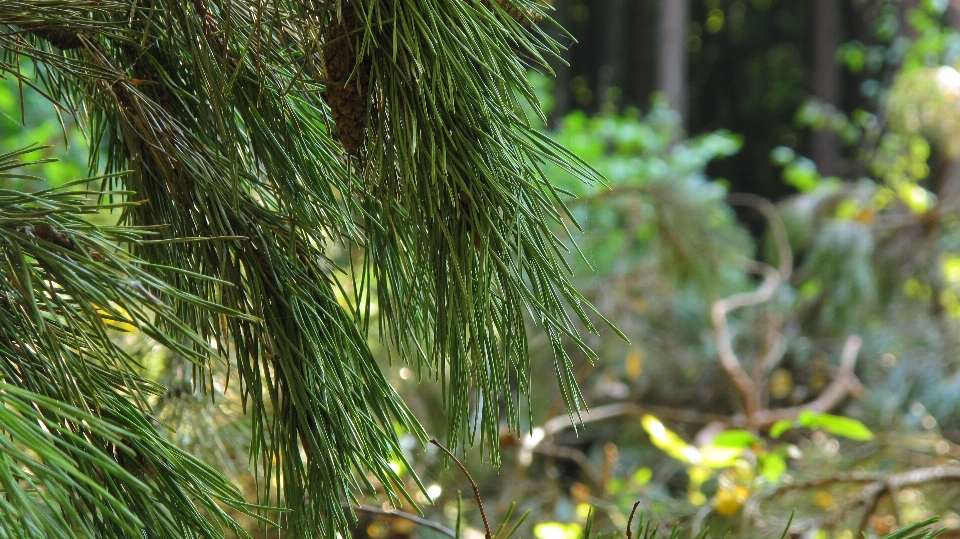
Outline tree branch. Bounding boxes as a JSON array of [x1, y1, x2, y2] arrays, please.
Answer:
[[431, 439, 492, 539], [711, 261, 781, 423], [344, 505, 456, 539], [755, 465, 960, 535], [745, 335, 863, 429], [726, 193, 793, 280]]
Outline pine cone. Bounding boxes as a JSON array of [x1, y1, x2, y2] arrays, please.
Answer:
[[30, 224, 103, 261], [20, 23, 85, 50], [482, 0, 544, 27], [323, 8, 370, 155]]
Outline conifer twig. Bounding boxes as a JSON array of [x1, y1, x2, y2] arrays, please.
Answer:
[[625, 500, 641, 539], [431, 439, 492, 539]]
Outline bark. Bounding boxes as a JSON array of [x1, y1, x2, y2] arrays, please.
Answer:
[[630, 0, 655, 109], [582, 0, 606, 112], [597, 0, 628, 109], [656, 0, 690, 123], [549, 0, 572, 125], [810, 0, 842, 176], [949, 0, 960, 31]]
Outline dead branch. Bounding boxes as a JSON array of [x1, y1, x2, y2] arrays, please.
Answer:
[[345, 505, 456, 538], [540, 337, 862, 436], [711, 261, 781, 422], [742, 335, 864, 429], [726, 193, 793, 280], [754, 465, 960, 536], [431, 439, 492, 539], [542, 402, 732, 436]]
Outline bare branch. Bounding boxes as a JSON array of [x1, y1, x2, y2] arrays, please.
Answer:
[[747, 336, 863, 429], [726, 193, 793, 281], [711, 261, 781, 422], [759, 335, 789, 380], [431, 439, 492, 539], [753, 465, 960, 536], [345, 505, 457, 538], [542, 402, 732, 436]]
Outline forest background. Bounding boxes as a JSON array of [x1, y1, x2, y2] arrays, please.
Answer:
[[6, 0, 960, 538]]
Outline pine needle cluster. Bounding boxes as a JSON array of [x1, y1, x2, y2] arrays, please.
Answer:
[[0, 1, 609, 537]]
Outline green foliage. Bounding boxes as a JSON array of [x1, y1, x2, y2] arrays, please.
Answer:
[[0, 2, 612, 537], [0, 147, 266, 537], [769, 412, 874, 441], [542, 99, 750, 291]]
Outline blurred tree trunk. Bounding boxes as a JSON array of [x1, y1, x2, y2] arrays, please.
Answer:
[[549, 0, 572, 125], [598, 0, 628, 110], [810, 0, 841, 176], [583, 0, 606, 111], [656, 0, 689, 124], [948, 0, 960, 30], [900, 0, 921, 40], [630, 0, 656, 109]]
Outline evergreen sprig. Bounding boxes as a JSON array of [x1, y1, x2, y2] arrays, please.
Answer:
[[0, 1, 610, 536], [0, 146, 266, 538]]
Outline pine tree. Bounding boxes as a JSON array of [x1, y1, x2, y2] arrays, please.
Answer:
[[0, 2, 611, 537]]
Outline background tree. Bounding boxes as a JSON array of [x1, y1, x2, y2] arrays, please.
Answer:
[[0, 1, 609, 537], [656, 0, 690, 127], [810, 0, 842, 176]]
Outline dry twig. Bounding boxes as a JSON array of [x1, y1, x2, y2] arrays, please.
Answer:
[[753, 465, 960, 537], [431, 439, 493, 539], [626, 500, 641, 539], [741, 336, 864, 429], [709, 194, 864, 429], [344, 505, 457, 538]]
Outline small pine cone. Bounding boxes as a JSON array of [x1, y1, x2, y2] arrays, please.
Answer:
[[32, 224, 77, 252], [87, 247, 106, 263], [323, 8, 370, 155], [30, 224, 102, 260], [20, 24, 85, 50], [482, 0, 544, 27]]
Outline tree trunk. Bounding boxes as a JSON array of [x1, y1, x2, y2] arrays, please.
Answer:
[[900, 0, 921, 40], [810, 0, 842, 176], [630, 0, 656, 109], [949, 0, 960, 31], [549, 0, 572, 125], [598, 0, 628, 110], [656, 0, 689, 124]]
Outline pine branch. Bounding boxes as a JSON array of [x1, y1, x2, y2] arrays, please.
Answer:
[[1, 1, 610, 536]]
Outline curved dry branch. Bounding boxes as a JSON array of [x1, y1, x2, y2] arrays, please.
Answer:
[[711, 261, 781, 422], [345, 505, 456, 538], [542, 402, 732, 436], [726, 193, 793, 281], [744, 335, 864, 429], [751, 465, 960, 536], [431, 439, 492, 539]]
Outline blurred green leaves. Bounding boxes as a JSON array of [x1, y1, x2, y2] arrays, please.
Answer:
[[541, 99, 750, 292], [770, 411, 874, 441]]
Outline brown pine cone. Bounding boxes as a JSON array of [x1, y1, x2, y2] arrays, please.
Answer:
[[482, 0, 544, 27], [322, 8, 370, 156]]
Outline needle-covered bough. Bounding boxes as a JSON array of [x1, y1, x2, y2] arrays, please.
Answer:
[[0, 1, 614, 537]]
